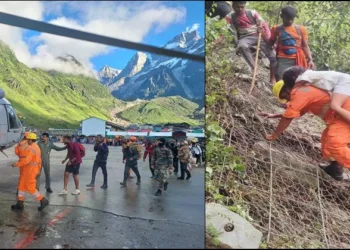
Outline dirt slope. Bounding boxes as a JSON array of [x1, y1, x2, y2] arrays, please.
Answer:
[[206, 42, 350, 248]]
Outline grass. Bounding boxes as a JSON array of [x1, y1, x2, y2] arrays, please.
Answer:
[[0, 41, 115, 130], [119, 96, 203, 125]]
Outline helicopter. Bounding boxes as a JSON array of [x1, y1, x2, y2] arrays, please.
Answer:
[[0, 88, 24, 157]]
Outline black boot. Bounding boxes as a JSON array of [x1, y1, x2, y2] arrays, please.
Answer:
[[11, 201, 24, 210], [186, 174, 192, 180], [136, 179, 141, 185], [86, 183, 94, 188], [120, 182, 127, 187], [155, 189, 162, 196], [46, 188, 53, 193], [164, 182, 169, 191], [323, 162, 344, 181], [38, 197, 49, 211], [101, 184, 108, 189]]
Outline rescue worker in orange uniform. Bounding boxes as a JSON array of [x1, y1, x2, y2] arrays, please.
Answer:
[[259, 67, 350, 181], [11, 133, 49, 211], [15, 132, 29, 195]]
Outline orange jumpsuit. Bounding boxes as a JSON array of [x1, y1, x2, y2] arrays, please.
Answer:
[[283, 85, 350, 168], [14, 143, 43, 201], [15, 140, 29, 190]]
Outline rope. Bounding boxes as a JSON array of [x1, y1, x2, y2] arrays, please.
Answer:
[[267, 141, 274, 244], [292, 130, 329, 249], [0, 12, 204, 63]]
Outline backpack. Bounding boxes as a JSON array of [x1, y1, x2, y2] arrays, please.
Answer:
[[75, 142, 85, 158], [231, 9, 257, 36], [276, 24, 303, 55]]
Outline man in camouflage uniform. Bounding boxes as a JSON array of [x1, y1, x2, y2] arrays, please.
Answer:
[[152, 138, 173, 196]]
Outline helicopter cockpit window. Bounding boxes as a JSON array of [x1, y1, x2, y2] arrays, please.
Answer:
[[5, 105, 20, 129]]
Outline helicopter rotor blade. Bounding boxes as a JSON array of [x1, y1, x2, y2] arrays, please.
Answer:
[[0, 12, 204, 63], [0, 150, 9, 158]]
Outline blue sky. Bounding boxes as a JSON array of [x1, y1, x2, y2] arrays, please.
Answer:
[[22, 1, 204, 72]]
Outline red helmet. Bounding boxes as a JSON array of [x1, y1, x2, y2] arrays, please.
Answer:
[[130, 136, 137, 142]]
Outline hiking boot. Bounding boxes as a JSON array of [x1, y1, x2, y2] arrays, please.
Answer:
[[46, 188, 53, 193], [11, 201, 24, 210], [120, 182, 127, 187], [155, 189, 162, 196], [86, 183, 94, 188], [38, 197, 49, 211], [323, 162, 344, 181], [101, 184, 108, 189], [164, 182, 169, 191], [136, 180, 141, 185]]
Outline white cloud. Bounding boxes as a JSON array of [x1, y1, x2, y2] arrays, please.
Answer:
[[186, 23, 200, 33], [0, 1, 187, 77]]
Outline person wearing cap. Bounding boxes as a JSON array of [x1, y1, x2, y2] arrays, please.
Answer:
[[267, 5, 314, 81], [259, 71, 350, 181], [223, 1, 277, 85], [178, 140, 192, 180], [11, 133, 49, 211], [152, 138, 173, 196]]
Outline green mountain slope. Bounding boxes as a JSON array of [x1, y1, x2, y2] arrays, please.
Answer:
[[0, 41, 115, 129], [118, 96, 204, 126]]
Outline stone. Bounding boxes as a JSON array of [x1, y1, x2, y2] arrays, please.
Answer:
[[206, 203, 262, 249]]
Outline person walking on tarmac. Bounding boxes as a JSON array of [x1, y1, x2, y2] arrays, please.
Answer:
[[15, 131, 29, 195], [11, 133, 49, 211], [168, 140, 179, 175], [36, 132, 67, 193], [59, 135, 82, 195], [143, 140, 156, 178], [152, 138, 173, 196], [178, 140, 192, 180], [120, 141, 141, 187], [86, 135, 109, 189]]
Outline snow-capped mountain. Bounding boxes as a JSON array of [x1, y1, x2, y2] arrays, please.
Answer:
[[98, 66, 121, 85], [105, 27, 204, 102]]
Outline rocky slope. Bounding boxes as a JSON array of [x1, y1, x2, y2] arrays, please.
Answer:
[[105, 28, 204, 103], [98, 66, 121, 85], [206, 39, 350, 248]]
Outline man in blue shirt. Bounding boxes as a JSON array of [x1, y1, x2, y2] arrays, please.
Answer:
[[86, 135, 109, 189]]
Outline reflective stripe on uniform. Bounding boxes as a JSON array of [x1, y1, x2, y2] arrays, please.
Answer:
[[33, 191, 41, 198]]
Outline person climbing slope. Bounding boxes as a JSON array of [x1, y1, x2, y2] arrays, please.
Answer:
[[224, 1, 277, 85], [259, 71, 350, 181], [277, 66, 350, 125], [267, 5, 314, 81], [11, 133, 49, 211]]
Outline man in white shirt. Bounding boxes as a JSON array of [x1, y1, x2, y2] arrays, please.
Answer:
[[189, 138, 202, 166]]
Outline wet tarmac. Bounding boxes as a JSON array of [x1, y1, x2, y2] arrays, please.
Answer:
[[0, 144, 205, 248]]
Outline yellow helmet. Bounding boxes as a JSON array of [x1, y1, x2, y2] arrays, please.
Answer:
[[272, 80, 288, 104], [26, 133, 37, 140], [191, 138, 198, 143]]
